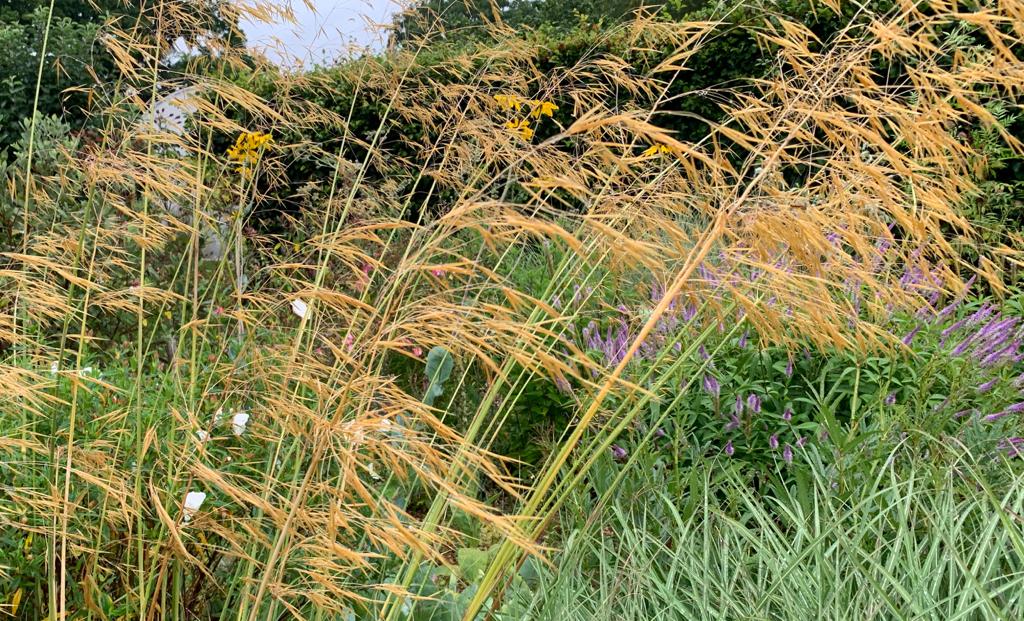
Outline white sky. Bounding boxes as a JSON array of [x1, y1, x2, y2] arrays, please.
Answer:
[[241, 1, 403, 67]]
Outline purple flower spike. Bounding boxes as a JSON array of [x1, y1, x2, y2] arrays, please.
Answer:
[[884, 392, 897, 406], [738, 331, 749, 349], [940, 318, 967, 344], [967, 303, 994, 326], [977, 378, 998, 394], [783, 444, 793, 463], [747, 393, 762, 414], [937, 299, 959, 320], [703, 374, 721, 398], [981, 402, 1024, 422], [796, 436, 807, 448], [654, 427, 667, 439], [784, 357, 794, 378], [725, 414, 740, 432], [984, 411, 1012, 423], [951, 333, 978, 357], [734, 394, 744, 416], [901, 325, 922, 347], [610, 444, 628, 460], [724, 441, 735, 457], [998, 437, 1024, 458], [769, 434, 779, 450], [782, 408, 793, 422]]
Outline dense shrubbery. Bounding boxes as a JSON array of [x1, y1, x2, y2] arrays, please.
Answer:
[[231, 0, 1024, 269], [0, 2, 244, 152]]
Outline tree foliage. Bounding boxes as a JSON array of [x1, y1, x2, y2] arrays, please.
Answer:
[[0, 1, 242, 151]]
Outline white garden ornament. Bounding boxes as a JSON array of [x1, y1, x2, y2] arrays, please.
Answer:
[[182, 491, 206, 523], [140, 85, 199, 137]]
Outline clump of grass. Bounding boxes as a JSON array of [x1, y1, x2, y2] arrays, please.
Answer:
[[0, 0, 1022, 619], [515, 443, 1024, 620]]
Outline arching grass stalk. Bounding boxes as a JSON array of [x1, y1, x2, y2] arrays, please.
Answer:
[[236, 32, 449, 621], [14, 3, 58, 610], [480, 293, 746, 611], [17, 0, 56, 256], [461, 216, 727, 618], [382, 37, 718, 612], [379, 217, 662, 617]]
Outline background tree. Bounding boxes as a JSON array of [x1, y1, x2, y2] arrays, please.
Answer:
[[0, 1, 243, 152]]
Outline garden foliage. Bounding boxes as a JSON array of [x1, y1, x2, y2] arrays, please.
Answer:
[[0, 1, 1023, 619]]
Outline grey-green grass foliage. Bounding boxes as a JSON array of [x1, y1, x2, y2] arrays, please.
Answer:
[[514, 443, 1024, 620]]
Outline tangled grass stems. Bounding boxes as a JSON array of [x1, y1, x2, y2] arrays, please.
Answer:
[[2, 0, 1023, 618]]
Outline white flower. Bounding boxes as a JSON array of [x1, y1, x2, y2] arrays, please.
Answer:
[[50, 361, 59, 375], [231, 411, 249, 436], [196, 430, 210, 443], [182, 491, 206, 523], [291, 298, 308, 319], [367, 462, 381, 481], [79, 367, 93, 377]]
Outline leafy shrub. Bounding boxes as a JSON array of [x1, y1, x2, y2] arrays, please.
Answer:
[[0, 8, 111, 149]]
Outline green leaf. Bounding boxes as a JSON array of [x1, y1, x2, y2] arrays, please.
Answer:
[[457, 546, 494, 582], [423, 346, 454, 407]]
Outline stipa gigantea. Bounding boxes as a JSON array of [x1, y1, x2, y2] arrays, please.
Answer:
[[0, 0, 1022, 619], [442, 3, 1024, 618], [3, 1, 579, 617]]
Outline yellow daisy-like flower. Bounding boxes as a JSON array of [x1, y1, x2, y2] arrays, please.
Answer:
[[505, 118, 534, 141], [226, 131, 273, 174], [493, 94, 523, 111], [641, 143, 673, 157], [528, 99, 558, 118]]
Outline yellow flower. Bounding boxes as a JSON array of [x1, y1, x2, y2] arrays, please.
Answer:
[[493, 94, 523, 111], [226, 131, 273, 174], [528, 99, 558, 118], [505, 118, 534, 141], [641, 143, 673, 157]]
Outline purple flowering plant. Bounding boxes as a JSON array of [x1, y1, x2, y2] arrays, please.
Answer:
[[566, 268, 1024, 481]]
